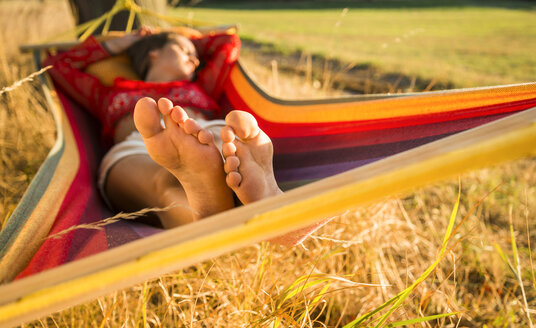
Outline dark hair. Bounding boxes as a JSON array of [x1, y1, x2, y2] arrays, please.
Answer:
[[126, 32, 186, 80]]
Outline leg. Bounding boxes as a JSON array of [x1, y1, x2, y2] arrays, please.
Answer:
[[221, 111, 332, 246], [133, 97, 235, 220], [105, 154, 198, 228]]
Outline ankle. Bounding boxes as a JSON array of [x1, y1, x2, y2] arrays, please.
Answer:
[[182, 181, 235, 218], [152, 170, 198, 226], [153, 169, 185, 210]]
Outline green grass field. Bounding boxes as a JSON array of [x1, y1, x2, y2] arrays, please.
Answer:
[[172, 0, 536, 88]]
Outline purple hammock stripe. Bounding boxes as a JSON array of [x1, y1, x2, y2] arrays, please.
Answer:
[[129, 222, 164, 238], [275, 157, 382, 182], [273, 134, 451, 171]]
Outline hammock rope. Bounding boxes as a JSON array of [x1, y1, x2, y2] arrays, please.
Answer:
[[42, 0, 216, 45]]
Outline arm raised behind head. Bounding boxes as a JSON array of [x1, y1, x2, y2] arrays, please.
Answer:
[[102, 26, 154, 55]]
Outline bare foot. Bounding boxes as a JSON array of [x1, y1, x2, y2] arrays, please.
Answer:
[[221, 111, 332, 246], [133, 97, 234, 220], [221, 110, 283, 204]]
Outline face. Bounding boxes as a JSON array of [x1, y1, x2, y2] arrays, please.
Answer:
[[150, 36, 200, 81]]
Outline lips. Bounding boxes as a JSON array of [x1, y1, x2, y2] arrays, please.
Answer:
[[186, 61, 196, 74]]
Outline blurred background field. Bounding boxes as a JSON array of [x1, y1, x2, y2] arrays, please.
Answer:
[[181, 0, 536, 89], [0, 0, 535, 327]]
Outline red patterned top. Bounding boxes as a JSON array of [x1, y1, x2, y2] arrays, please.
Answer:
[[44, 34, 240, 143]]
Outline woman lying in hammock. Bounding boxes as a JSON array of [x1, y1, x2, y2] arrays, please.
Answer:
[[45, 28, 327, 246]]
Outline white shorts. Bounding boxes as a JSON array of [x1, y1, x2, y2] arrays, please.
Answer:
[[98, 119, 226, 209]]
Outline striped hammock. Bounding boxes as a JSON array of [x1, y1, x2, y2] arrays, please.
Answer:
[[0, 32, 535, 326]]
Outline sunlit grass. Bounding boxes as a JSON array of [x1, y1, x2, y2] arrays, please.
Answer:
[[176, 0, 536, 87]]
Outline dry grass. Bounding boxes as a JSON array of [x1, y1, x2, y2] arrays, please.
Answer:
[[1, 1, 535, 327], [0, 1, 70, 224]]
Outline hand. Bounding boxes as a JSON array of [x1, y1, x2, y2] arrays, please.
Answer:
[[103, 26, 155, 55]]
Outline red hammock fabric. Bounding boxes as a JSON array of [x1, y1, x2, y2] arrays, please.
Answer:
[[16, 91, 163, 279]]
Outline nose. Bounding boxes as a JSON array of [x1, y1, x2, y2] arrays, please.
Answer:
[[190, 56, 200, 67]]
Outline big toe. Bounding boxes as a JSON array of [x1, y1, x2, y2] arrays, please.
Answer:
[[225, 110, 260, 141], [134, 97, 163, 138]]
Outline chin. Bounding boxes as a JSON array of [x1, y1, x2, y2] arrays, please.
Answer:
[[184, 71, 195, 81]]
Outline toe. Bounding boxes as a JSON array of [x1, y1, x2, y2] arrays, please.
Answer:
[[222, 142, 237, 157], [225, 110, 260, 140], [224, 156, 240, 173], [183, 118, 201, 135], [170, 106, 188, 124], [197, 129, 214, 145], [226, 171, 242, 188], [220, 126, 235, 143], [157, 98, 173, 115], [134, 97, 163, 138]]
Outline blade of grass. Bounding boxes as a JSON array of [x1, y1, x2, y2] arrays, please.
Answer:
[[509, 207, 534, 328], [525, 195, 536, 289], [442, 180, 461, 247], [494, 243, 517, 277], [387, 312, 460, 327], [371, 184, 462, 327], [297, 282, 331, 323], [509, 208, 520, 269], [344, 182, 462, 328], [142, 281, 148, 328], [279, 276, 330, 305]]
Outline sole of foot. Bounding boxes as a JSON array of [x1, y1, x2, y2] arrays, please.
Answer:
[[220, 110, 282, 205], [133, 97, 234, 220]]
